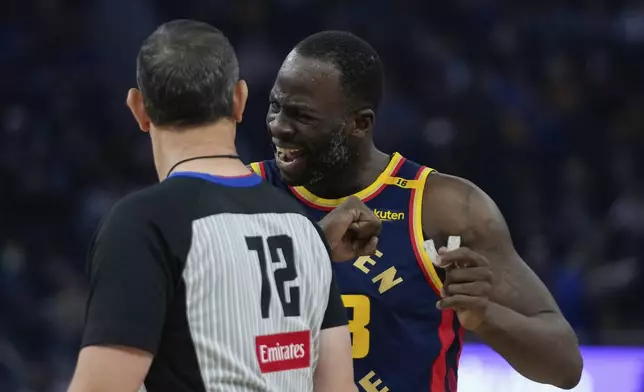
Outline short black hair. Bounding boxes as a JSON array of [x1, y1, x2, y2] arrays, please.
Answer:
[[294, 31, 384, 112], [136, 19, 239, 128]]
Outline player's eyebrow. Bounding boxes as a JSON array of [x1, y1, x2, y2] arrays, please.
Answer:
[[286, 101, 316, 111], [270, 92, 318, 112]]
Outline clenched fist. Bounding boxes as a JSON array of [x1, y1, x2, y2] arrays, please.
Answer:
[[318, 196, 382, 262]]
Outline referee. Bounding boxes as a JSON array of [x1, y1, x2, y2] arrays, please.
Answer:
[[68, 20, 378, 392]]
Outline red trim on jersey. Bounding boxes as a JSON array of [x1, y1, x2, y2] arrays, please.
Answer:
[[448, 369, 457, 392], [431, 309, 456, 392], [408, 166, 441, 295], [290, 192, 335, 211], [258, 161, 266, 179], [288, 156, 406, 212], [449, 324, 465, 391], [390, 155, 406, 176], [456, 325, 465, 365]]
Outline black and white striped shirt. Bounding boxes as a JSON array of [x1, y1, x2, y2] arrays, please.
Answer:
[[81, 171, 347, 392]]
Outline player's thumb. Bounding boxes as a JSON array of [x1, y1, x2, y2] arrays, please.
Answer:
[[349, 220, 376, 239], [353, 236, 378, 256]]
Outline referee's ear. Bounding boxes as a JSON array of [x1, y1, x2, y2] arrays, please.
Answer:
[[127, 88, 151, 132], [232, 79, 248, 124]]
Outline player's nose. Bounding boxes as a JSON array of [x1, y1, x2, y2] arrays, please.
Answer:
[[267, 113, 295, 139]]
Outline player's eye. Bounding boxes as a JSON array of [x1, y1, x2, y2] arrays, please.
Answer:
[[295, 111, 316, 123], [269, 100, 280, 111]]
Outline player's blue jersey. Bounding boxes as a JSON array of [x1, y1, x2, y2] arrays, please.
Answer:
[[250, 153, 463, 392]]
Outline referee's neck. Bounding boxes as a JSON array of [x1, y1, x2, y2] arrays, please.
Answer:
[[151, 120, 244, 181]]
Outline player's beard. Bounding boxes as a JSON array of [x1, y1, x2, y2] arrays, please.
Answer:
[[304, 127, 354, 187]]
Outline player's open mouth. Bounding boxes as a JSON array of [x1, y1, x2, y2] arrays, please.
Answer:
[[275, 146, 306, 167]]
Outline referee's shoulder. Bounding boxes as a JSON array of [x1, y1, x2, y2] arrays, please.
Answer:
[[260, 185, 327, 240], [257, 182, 310, 216], [103, 182, 181, 224]]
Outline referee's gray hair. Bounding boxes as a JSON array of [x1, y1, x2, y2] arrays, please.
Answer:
[[136, 19, 239, 128]]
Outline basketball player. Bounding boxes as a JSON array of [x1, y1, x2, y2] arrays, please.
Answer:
[[68, 21, 380, 392], [249, 31, 583, 391]]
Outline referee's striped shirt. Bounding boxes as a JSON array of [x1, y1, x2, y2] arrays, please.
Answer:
[[81, 171, 347, 392]]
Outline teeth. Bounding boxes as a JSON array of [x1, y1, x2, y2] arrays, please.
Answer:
[[276, 147, 300, 153]]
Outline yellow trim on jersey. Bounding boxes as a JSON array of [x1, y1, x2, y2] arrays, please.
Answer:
[[249, 162, 262, 176], [411, 167, 443, 290], [385, 176, 422, 189], [290, 152, 405, 208]]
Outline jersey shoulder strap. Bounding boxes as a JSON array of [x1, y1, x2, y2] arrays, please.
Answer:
[[249, 162, 266, 179], [248, 160, 293, 195], [383, 155, 436, 188], [388, 156, 443, 291], [249, 155, 437, 194]]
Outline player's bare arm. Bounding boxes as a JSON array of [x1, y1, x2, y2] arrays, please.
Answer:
[[422, 173, 583, 389]]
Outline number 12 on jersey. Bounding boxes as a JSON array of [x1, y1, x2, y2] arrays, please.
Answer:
[[246, 235, 300, 319], [342, 294, 370, 359]]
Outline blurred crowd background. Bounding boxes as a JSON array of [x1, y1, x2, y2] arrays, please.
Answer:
[[2, 0, 644, 390]]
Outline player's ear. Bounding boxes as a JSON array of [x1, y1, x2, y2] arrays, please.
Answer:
[[350, 108, 375, 138], [126, 88, 151, 132], [232, 79, 248, 123]]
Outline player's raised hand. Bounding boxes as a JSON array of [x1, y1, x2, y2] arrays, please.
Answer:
[[427, 238, 493, 331], [318, 196, 381, 262]]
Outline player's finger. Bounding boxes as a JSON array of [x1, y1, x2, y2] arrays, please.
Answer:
[[352, 236, 378, 255], [439, 247, 488, 268], [340, 196, 378, 226], [444, 282, 491, 297], [436, 294, 484, 310], [358, 236, 378, 256], [357, 207, 380, 222], [444, 267, 493, 285], [319, 211, 355, 245], [349, 219, 382, 239], [439, 248, 479, 268], [341, 195, 363, 208]]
